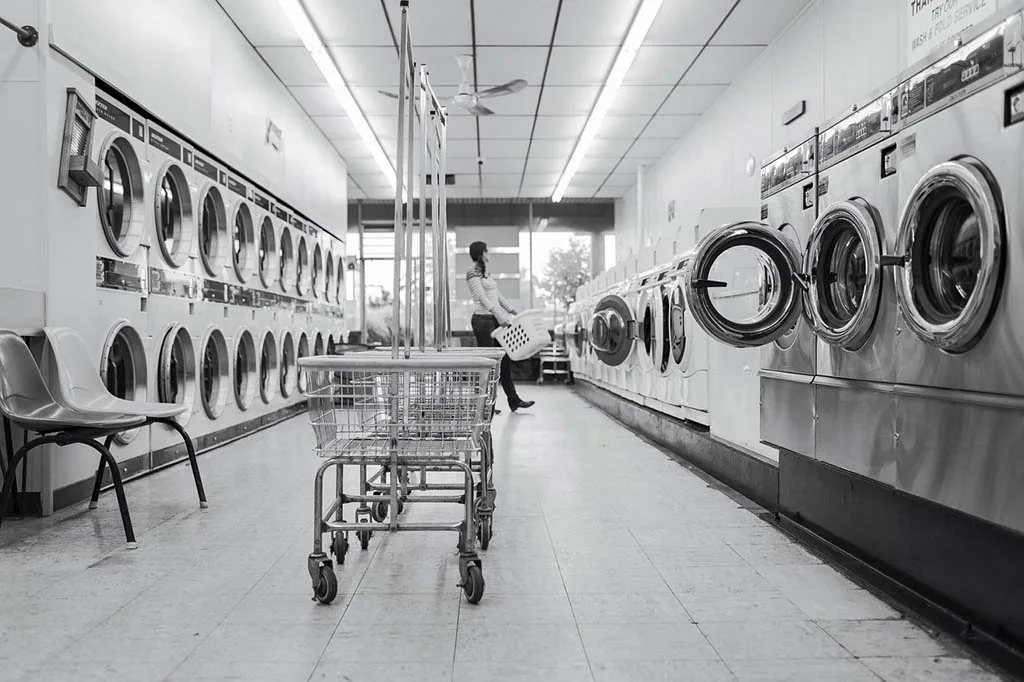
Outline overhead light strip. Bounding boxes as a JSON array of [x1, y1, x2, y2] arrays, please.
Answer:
[[276, 0, 396, 191], [551, 0, 663, 202]]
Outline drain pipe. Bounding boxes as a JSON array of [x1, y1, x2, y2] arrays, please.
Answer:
[[0, 15, 38, 47]]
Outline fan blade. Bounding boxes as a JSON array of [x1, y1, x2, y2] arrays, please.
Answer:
[[465, 102, 495, 116], [477, 79, 527, 99], [377, 89, 399, 99]]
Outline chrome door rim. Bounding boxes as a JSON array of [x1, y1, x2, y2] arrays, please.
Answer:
[[589, 293, 635, 367], [683, 221, 803, 348], [896, 159, 1004, 354], [157, 323, 195, 426], [666, 281, 689, 370], [636, 287, 658, 374], [100, 319, 148, 444], [803, 198, 884, 351]]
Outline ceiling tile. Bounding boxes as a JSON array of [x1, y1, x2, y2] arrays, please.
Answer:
[[447, 186, 485, 199], [606, 171, 638, 186], [625, 136, 675, 158], [519, 172, 561, 188], [587, 137, 634, 159], [556, 0, 638, 46], [217, 0, 298, 47], [446, 139, 482, 158], [482, 187, 524, 198], [607, 85, 673, 115], [304, 0, 392, 46], [314, 116, 359, 139], [477, 158, 525, 173], [352, 172, 392, 189], [366, 115, 400, 140], [643, 115, 698, 138], [482, 139, 530, 158], [258, 47, 324, 86], [329, 46, 401, 87], [446, 158, 484, 174], [520, 186, 556, 198], [343, 156, 385, 174], [595, 115, 648, 139], [596, 185, 631, 198], [572, 172, 610, 187], [405, 0, 472, 46], [476, 47, 548, 90], [576, 155, 621, 174], [331, 138, 372, 159], [443, 115, 478, 140], [480, 173, 527, 188], [353, 89, 402, 117], [545, 46, 617, 86], [539, 86, 599, 116], [412, 46, 474, 87], [564, 184, 599, 198], [625, 46, 701, 86], [645, 0, 734, 45], [527, 139, 577, 158], [532, 115, 586, 140], [289, 86, 343, 116], [525, 156, 567, 174], [660, 84, 728, 115], [476, 0, 559, 45], [479, 116, 536, 140], [682, 45, 766, 84], [711, 0, 813, 45]]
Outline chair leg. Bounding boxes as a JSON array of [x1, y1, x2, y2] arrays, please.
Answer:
[[89, 434, 115, 510], [1, 417, 20, 516], [80, 439, 136, 548], [0, 436, 54, 531], [156, 418, 208, 509]]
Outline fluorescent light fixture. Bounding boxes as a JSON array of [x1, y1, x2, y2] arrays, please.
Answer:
[[551, 0, 663, 202], [276, 0, 396, 191], [536, 217, 549, 232]]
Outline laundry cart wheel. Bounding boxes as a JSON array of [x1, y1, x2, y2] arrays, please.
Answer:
[[313, 566, 338, 605], [357, 519, 372, 550], [331, 533, 348, 564], [477, 516, 493, 550], [462, 564, 485, 604]]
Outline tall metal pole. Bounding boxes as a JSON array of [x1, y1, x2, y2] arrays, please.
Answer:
[[390, 2, 410, 360], [528, 202, 534, 310], [358, 201, 367, 343]]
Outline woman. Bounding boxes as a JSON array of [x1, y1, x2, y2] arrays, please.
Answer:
[[466, 241, 534, 413]]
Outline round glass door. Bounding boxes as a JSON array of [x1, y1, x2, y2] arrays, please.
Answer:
[[198, 186, 228, 277], [667, 283, 687, 368], [804, 199, 885, 351], [97, 136, 145, 257], [590, 293, 635, 367], [324, 252, 335, 303], [296, 238, 309, 296], [232, 203, 257, 283], [259, 331, 278, 403], [154, 163, 194, 268], [234, 328, 258, 410], [312, 244, 324, 299], [279, 228, 296, 293], [657, 284, 675, 375], [200, 328, 230, 419], [157, 324, 196, 425], [637, 288, 659, 373], [683, 221, 804, 348], [100, 321, 147, 444], [258, 217, 278, 288], [280, 332, 296, 397], [896, 159, 1004, 353]]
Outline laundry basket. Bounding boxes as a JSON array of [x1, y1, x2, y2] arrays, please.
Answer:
[[491, 310, 550, 361]]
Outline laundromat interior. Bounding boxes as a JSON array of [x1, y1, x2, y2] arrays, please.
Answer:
[[2, 0, 1024, 680]]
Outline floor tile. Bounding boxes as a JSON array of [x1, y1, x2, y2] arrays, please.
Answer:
[[455, 623, 587, 666], [699, 620, 850, 661], [578, 622, 719, 662], [321, 624, 456, 663], [569, 591, 691, 624], [678, 588, 806, 622], [818, 619, 951, 658], [726, 658, 883, 681], [592, 659, 736, 682], [453, 661, 594, 682], [861, 656, 1008, 681]]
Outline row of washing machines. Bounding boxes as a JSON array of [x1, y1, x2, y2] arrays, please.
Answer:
[[86, 81, 348, 474], [567, 6, 1024, 538]]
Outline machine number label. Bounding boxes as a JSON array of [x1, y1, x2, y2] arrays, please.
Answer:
[[149, 129, 181, 161], [899, 134, 917, 160], [227, 176, 248, 199], [95, 95, 130, 135], [817, 176, 829, 196], [254, 193, 270, 210], [193, 155, 219, 183]]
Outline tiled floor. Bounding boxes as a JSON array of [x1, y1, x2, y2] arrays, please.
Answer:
[[0, 386, 1012, 681]]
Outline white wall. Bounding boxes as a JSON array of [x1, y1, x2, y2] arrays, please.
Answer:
[[47, 0, 347, 234], [615, 0, 905, 253]]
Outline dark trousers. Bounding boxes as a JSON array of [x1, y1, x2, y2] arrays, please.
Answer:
[[471, 313, 518, 405]]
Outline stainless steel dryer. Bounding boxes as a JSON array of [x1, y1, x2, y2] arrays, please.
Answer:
[[810, 87, 901, 484], [684, 135, 819, 458], [890, 10, 1024, 533]]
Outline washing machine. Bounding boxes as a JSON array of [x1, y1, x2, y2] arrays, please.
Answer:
[[147, 121, 196, 274], [888, 10, 1024, 533], [684, 136, 819, 459], [90, 91, 154, 470], [635, 264, 670, 402], [589, 278, 638, 395], [810, 86, 901, 483]]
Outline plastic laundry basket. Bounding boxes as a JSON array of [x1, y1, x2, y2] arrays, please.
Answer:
[[491, 310, 550, 361]]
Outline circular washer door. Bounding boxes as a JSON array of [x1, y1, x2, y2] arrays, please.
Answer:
[[637, 287, 660, 374], [662, 281, 686, 374], [895, 159, 1004, 354], [589, 293, 636, 367], [684, 221, 804, 348], [157, 324, 196, 425], [803, 198, 885, 351], [100, 321, 148, 444], [97, 135, 146, 258]]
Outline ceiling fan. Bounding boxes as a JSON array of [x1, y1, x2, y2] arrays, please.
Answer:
[[378, 54, 527, 116]]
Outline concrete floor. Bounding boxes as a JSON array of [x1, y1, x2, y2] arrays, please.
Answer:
[[0, 385, 1010, 681]]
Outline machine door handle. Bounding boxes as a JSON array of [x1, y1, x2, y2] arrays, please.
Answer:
[[690, 279, 727, 290]]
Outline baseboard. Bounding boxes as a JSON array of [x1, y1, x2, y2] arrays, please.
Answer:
[[778, 449, 1024, 677], [574, 378, 779, 512], [50, 402, 307, 512]]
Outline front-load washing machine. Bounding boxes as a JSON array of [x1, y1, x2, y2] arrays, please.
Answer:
[[684, 137, 819, 460], [635, 264, 670, 402], [147, 122, 196, 275], [887, 10, 1024, 533], [810, 86, 902, 484]]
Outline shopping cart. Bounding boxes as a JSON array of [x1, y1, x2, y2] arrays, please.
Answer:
[[301, 353, 495, 605], [352, 347, 503, 549]]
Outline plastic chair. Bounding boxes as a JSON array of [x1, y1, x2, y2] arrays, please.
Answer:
[[41, 327, 208, 511], [0, 330, 146, 547]]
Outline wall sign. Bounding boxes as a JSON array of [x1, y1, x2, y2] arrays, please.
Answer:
[[906, 0, 997, 65]]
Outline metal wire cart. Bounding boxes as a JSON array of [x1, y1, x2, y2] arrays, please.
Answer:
[[300, 0, 500, 605]]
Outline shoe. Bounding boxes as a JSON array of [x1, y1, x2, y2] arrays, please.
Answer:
[[493, 408, 502, 415], [510, 399, 534, 412]]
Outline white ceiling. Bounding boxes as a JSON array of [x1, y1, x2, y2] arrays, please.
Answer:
[[218, 0, 812, 201]]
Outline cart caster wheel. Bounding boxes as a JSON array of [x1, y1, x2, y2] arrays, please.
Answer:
[[331, 534, 349, 564], [371, 501, 388, 523], [357, 520, 372, 550], [462, 564, 485, 604], [397, 500, 406, 515], [313, 565, 338, 605], [477, 517, 492, 550]]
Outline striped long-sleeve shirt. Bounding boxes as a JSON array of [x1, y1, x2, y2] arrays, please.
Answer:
[[466, 263, 516, 324]]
